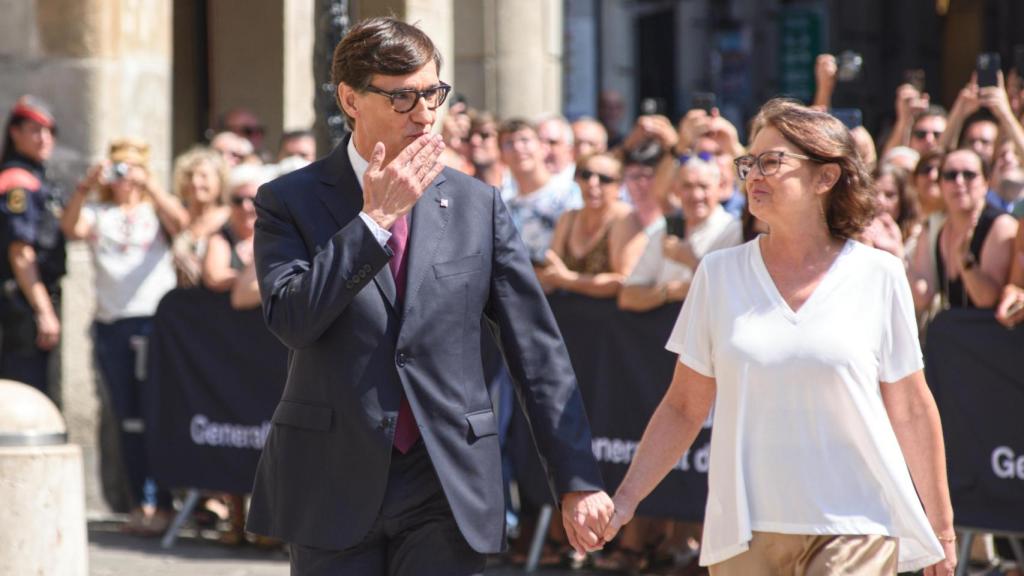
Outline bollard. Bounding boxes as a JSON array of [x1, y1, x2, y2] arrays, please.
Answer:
[[0, 380, 87, 576]]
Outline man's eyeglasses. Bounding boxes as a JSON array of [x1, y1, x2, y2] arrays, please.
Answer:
[[915, 163, 940, 178], [364, 82, 452, 113], [230, 195, 255, 207], [576, 168, 619, 185], [911, 129, 942, 140], [941, 169, 980, 183], [733, 150, 817, 181]]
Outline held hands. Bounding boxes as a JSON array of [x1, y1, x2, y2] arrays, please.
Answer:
[[362, 134, 445, 230], [600, 493, 637, 544], [561, 490, 615, 555]]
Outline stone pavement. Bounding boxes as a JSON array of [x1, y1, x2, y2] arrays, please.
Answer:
[[87, 520, 604, 576]]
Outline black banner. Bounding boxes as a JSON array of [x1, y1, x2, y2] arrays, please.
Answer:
[[924, 309, 1024, 532], [147, 288, 287, 494], [510, 293, 711, 522]]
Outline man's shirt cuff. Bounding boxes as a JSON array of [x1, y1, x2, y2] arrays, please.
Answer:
[[359, 212, 392, 247]]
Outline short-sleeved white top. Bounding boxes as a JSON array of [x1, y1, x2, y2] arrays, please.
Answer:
[[625, 207, 742, 287], [83, 202, 177, 323], [666, 237, 944, 572]]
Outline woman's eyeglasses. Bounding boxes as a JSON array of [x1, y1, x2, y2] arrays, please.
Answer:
[[230, 195, 254, 207], [364, 82, 452, 113], [941, 170, 980, 183], [576, 168, 619, 185], [733, 150, 817, 181]]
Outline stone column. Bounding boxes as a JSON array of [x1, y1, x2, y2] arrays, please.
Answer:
[[493, 0, 562, 120], [283, 0, 317, 133], [451, 0, 563, 121]]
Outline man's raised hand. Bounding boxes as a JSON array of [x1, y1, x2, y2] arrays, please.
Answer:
[[362, 134, 445, 230]]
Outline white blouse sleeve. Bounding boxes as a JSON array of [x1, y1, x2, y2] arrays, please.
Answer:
[[665, 258, 715, 377], [879, 257, 925, 383]]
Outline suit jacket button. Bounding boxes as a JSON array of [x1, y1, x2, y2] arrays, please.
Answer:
[[396, 353, 407, 367], [362, 264, 371, 273], [345, 281, 354, 289]]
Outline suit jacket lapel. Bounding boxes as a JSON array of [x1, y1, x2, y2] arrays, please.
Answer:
[[314, 136, 398, 310], [402, 173, 449, 319]]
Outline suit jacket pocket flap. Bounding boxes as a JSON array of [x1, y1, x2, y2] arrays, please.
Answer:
[[273, 400, 332, 431], [433, 254, 482, 279], [466, 409, 497, 438]]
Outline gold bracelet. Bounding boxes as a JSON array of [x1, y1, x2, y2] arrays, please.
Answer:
[[935, 534, 956, 543]]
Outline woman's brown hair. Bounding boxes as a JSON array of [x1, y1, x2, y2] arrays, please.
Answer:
[[756, 98, 876, 238]]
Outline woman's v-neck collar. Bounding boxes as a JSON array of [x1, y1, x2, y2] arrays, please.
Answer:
[[751, 235, 854, 324]]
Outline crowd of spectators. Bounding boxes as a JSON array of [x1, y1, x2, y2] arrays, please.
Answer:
[[4, 45, 1024, 572]]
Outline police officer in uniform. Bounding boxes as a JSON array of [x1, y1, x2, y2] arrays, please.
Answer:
[[0, 96, 66, 396]]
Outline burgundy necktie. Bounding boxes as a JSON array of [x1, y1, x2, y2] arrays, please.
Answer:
[[387, 215, 419, 452]]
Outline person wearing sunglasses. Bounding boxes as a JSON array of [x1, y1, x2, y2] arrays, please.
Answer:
[[61, 137, 188, 537], [202, 164, 271, 309], [908, 148, 1017, 313], [537, 152, 633, 299], [248, 17, 611, 575], [880, 79, 946, 157], [604, 99, 957, 576]]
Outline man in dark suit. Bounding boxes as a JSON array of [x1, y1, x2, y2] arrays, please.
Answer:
[[246, 17, 613, 575]]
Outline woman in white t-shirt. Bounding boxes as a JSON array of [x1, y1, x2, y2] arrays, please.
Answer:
[[62, 138, 188, 536], [601, 99, 956, 576]]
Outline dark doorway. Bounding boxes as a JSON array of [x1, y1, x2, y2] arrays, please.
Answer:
[[172, 0, 211, 157], [635, 5, 678, 120]]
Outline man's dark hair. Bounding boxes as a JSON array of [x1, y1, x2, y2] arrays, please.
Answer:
[[959, 110, 999, 144], [331, 17, 443, 129], [497, 118, 535, 143]]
